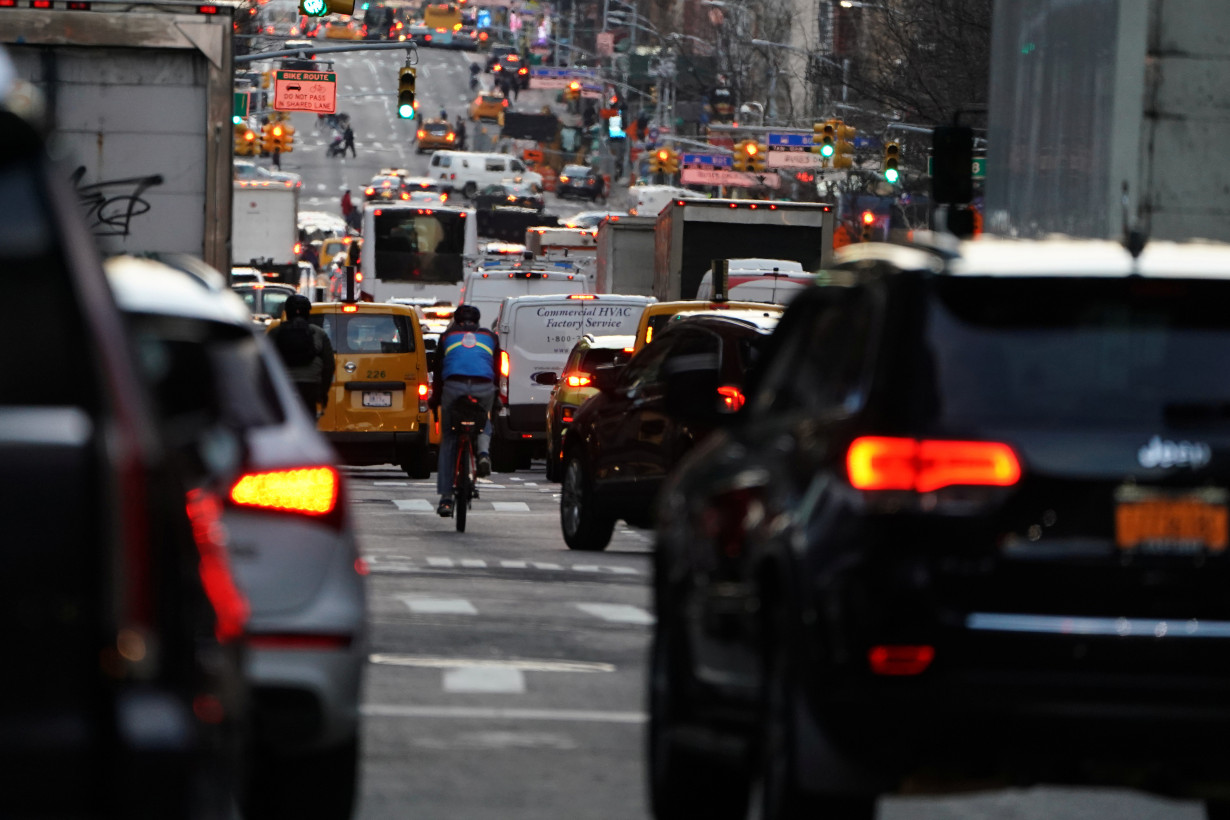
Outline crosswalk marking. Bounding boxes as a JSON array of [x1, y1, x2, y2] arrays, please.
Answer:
[[366, 556, 643, 575], [374, 481, 409, 487], [400, 597, 478, 615], [574, 565, 600, 573], [533, 562, 562, 571], [426, 557, 454, 567], [444, 666, 526, 694], [575, 603, 654, 625], [491, 501, 531, 512], [393, 498, 434, 512]]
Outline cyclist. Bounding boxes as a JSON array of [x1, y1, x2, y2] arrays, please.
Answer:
[[428, 304, 499, 517]]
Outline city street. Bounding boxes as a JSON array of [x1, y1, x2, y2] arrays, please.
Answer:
[[344, 461, 1207, 820]]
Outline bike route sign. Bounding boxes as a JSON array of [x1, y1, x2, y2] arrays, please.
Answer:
[[274, 70, 337, 114]]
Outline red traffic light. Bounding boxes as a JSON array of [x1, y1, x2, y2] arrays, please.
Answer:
[[657, 149, 669, 161], [861, 210, 876, 225], [745, 143, 758, 156]]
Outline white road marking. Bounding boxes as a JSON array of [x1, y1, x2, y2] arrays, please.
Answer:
[[369, 655, 614, 673], [500, 560, 529, 569], [532, 562, 562, 571], [523, 482, 539, 487], [316, 183, 327, 191], [575, 603, 655, 625], [393, 498, 434, 511], [374, 481, 409, 487], [608, 566, 639, 575], [363, 704, 646, 724], [444, 666, 525, 693], [459, 558, 487, 568], [399, 597, 477, 615], [426, 557, 455, 567], [574, 565, 600, 573], [491, 501, 530, 512]]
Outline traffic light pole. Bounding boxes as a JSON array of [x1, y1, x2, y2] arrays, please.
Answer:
[[234, 42, 420, 64]]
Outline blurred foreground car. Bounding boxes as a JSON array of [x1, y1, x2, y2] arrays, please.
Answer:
[[560, 312, 777, 550], [0, 105, 245, 818], [107, 256, 367, 820], [650, 236, 1230, 820]]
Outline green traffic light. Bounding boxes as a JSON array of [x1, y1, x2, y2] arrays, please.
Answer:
[[232, 115, 244, 125], [301, 0, 326, 14], [398, 103, 415, 119], [885, 167, 900, 184], [820, 143, 835, 158]]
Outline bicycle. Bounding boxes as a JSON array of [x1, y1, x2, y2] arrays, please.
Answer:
[[446, 394, 487, 532]]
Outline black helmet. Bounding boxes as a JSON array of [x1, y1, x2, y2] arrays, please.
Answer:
[[455, 304, 481, 325], [285, 294, 312, 319]]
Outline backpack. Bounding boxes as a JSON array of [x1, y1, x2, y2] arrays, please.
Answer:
[[275, 318, 318, 368]]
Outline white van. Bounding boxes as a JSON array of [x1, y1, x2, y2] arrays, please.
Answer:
[[693, 258, 813, 305], [460, 263, 592, 329], [428, 150, 543, 198], [491, 292, 654, 471], [627, 184, 706, 217]]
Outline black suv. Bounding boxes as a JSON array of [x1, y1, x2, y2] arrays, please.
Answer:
[[559, 312, 778, 551], [649, 237, 1230, 820], [556, 164, 606, 202]]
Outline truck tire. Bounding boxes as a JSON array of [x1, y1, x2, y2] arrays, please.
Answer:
[[463, 181, 477, 199]]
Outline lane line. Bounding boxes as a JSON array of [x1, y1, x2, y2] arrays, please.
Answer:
[[370, 654, 615, 672], [444, 666, 526, 693], [393, 498, 434, 511], [500, 560, 529, 569], [425, 557, 455, 567], [532, 562, 562, 571], [459, 558, 487, 568], [399, 597, 477, 615], [575, 603, 655, 625], [362, 704, 646, 724]]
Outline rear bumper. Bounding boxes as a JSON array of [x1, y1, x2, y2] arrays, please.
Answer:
[[325, 430, 427, 465], [245, 643, 365, 751], [495, 405, 546, 440]]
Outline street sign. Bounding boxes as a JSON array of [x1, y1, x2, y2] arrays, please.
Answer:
[[528, 67, 599, 90], [273, 70, 336, 114], [766, 151, 820, 169], [681, 153, 732, 168], [580, 82, 602, 100], [766, 133, 813, 149], [925, 155, 987, 179], [233, 91, 250, 121], [681, 168, 780, 188]]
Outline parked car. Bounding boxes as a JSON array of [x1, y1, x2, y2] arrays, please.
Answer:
[[559, 311, 777, 550], [557, 164, 606, 202], [0, 97, 246, 819], [544, 333, 636, 482], [107, 255, 367, 820], [233, 281, 298, 325], [474, 180, 544, 213], [649, 235, 1230, 820], [415, 117, 458, 152]]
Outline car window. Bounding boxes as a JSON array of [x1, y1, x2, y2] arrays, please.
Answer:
[[435, 155, 450, 168], [235, 289, 258, 312], [316, 313, 415, 354], [262, 289, 293, 319], [751, 286, 878, 418], [620, 334, 676, 391], [580, 346, 626, 373], [486, 159, 505, 172], [510, 160, 526, 172]]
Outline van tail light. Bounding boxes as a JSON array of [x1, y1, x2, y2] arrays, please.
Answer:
[[230, 466, 340, 516], [185, 489, 249, 644], [717, 385, 745, 413], [500, 350, 510, 378], [565, 372, 591, 388], [869, 645, 934, 676], [418, 382, 430, 413], [500, 351, 510, 404], [846, 436, 1021, 493]]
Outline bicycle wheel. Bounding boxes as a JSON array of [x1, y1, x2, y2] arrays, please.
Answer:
[[454, 439, 471, 533]]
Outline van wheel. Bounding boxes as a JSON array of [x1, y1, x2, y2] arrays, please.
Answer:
[[463, 181, 477, 199], [491, 437, 518, 473]]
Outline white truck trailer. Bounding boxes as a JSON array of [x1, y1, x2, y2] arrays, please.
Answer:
[[986, 0, 1230, 243], [0, 0, 235, 271], [233, 180, 300, 284], [594, 214, 656, 295]]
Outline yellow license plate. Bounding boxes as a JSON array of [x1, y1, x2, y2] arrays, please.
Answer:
[[1115, 488, 1229, 553]]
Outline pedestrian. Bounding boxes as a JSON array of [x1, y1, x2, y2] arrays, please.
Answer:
[[428, 304, 498, 517], [271, 148, 281, 170], [454, 116, 467, 150], [267, 294, 334, 417], [439, 107, 448, 121], [340, 186, 354, 222], [342, 124, 356, 157]]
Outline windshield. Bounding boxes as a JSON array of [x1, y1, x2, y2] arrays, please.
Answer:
[[372, 208, 469, 285], [924, 277, 1230, 428]]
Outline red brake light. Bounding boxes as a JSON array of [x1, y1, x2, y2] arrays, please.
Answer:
[[717, 385, 745, 412], [869, 645, 935, 676], [417, 130, 426, 139], [185, 489, 249, 643], [565, 373, 592, 388], [230, 467, 339, 516], [342, 304, 359, 313], [500, 350, 510, 378], [846, 437, 1021, 493], [365, 187, 375, 195], [417, 383, 429, 398], [567, 293, 597, 299], [293, 242, 302, 254]]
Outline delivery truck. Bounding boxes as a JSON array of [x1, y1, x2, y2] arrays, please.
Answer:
[[0, 0, 235, 271], [653, 198, 834, 301], [594, 214, 656, 295], [986, 0, 1230, 243], [232, 179, 299, 284]]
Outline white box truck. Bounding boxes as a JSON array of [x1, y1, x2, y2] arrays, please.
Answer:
[[594, 214, 657, 295], [986, 0, 1230, 243], [232, 180, 299, 284], [0, 0, 235, 271]]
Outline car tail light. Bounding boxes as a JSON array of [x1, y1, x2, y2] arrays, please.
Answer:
[[565, 372, 591, 388], [717, 385, 745, 413], [644, 326, 654, 346], [562, 406, 575, 423], [500, 350, 510, 404], [447, 133, 455, 141], [293, 242, 302, 255], [342, 304, 358, 313], [229, 466, 339, 516], [418, 383, 429, 398], [365, 187, 375, 195], [401, 192, 410, 200], [185, 489, 249, 643], [868, 645, 934, 676], [502, 99, 509, 107], [417, 130, 426, 139], [846, 436, 1021, 493]]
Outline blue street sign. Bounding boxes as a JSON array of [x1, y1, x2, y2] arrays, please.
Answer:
[[529, 67, 598, 79], [767, 133, 813, 148], [854, 135, 880, 150], [681, 153, 732, 167]]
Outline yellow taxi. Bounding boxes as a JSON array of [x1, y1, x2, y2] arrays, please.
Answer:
[[272, 298, 436, 477], [469, 92, 508, 122], [318, 235, 352, 270], [544, 333, 635, 482], [415, 118, 457, 152], [631, 300, 786, 353], [323, 17, 364, 39]]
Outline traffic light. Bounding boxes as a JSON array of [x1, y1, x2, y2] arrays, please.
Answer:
[[260, 121, 277, 155], [397, 66, 417, 119], [747, 141, 766, 173], [860, 210, 876, 242], [648, 150, 662, 175], [299, 0, 354, 15], [261, 71, 271, 89], [883, 142, 900, 184], [565, 80, 581, 103], [277, 121, 295, 153], [833, 123, 855, 169], [814, 120, 836, 159], [662, 147, 680, 175], [234, 123, 253, 156]]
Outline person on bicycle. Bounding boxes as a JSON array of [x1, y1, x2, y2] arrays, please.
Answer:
[[428, 303, 499, 517]]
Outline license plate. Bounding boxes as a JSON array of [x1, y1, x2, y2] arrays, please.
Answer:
[[1114, 487, 1229, 553], [362, 391, 393, 408]]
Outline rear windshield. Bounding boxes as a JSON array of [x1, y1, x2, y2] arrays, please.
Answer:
[[581, 346, 628, 372], [924, 277, 1230, 428], [371, 208, 469, 285], [563, 165, 590, 177], [314, 312, 415, 354], [425, 123, 450, 134]]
